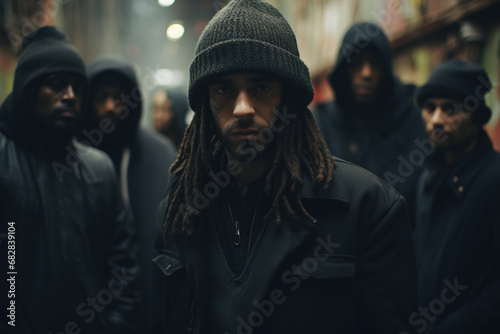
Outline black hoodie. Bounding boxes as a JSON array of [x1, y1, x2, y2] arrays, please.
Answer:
[[79, 57, 178, 333], [313, 22, 426, 224], [0, 26, 87, 148], [0, 27, 139, 334]]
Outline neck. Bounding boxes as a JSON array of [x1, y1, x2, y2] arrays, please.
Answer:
[[444, 134, 478, 167], [349, 101, 384, 127], [34, 128, 72, 159], [227, 150, 271, 197]]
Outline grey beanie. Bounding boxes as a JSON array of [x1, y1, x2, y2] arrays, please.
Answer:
[[188, 0, 314, 112]]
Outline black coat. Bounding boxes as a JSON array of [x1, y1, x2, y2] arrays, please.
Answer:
[[0, 27, 139, 334], [313, 22, 427, 224], [413, 130, 500, 333], [154, 159, 418, 333]]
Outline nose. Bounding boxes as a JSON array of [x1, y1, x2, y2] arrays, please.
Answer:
[[104, 96, 117, 113], [62, 84, 76, 101], [360, 60, 373, 78], [233, 90, 255, 119], [430, 107, 446, 127]]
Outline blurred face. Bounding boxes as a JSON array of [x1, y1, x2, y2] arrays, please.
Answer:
[[347, 48, 384, 105], [90, 82, 129, 128], [421, 97, 479, 149], [35, 73, 85, 133], [208, 73, 282, 162], [152, 90, 174, 132]]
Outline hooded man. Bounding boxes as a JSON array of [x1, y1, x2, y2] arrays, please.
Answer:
[[412, 59, 500, 333], [313, 22, 427, 224], [0, 27, 138, 334], [153, 1, 418, 333], [78, 57, 177, 333]]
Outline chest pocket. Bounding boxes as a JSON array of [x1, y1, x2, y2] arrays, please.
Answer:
[[153, 249, 185, 276]]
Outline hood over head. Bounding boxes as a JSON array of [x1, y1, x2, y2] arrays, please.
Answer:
[[83, 56, 142, 147], [155, 87, 188, 146], [0, 26, 88, 142], [329, 22, 394, 108]]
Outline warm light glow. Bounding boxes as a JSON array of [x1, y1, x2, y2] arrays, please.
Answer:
[[166, 23, 185, 41], [158, 0, 175, 7]]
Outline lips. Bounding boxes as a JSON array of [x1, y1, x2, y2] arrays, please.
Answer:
[[54, 108, 77, 119], [231, 129, 259, 140], [355, 84, 375, 95]]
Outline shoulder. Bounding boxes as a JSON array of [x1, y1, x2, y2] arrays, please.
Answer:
[[73, 141, 116, 179], [302, 158, 405, 224], [134, 127, 177, 156]]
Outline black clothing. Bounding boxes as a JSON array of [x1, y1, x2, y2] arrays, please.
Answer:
[[154, 154, 418, 333], [414, 58, 492, 125], [80, 56, 177, 333], [0, 27, 138, 334], [313, 22, 427, 224], [413, 129, 500, 333]]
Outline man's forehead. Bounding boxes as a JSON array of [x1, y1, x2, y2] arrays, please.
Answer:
[[42, 72, 85, 82]]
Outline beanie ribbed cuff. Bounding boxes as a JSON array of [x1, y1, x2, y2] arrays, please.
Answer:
[[189, 39, 313, 112]]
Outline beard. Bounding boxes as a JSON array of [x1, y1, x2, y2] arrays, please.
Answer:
[[216, 118, 275, 162]]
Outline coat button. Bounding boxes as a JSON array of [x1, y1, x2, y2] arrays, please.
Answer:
[[349, 143, 358, 153], [458, 186, 464, 192], [452, 176, 459, 182]]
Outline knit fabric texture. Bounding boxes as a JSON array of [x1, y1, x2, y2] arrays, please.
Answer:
[[415, 58, 492, 125], [188, 0, 313, 112]]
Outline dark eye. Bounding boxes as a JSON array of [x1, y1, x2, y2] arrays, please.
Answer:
[[215, 86, 232, 94], [255, 84, 271, 92], [423, 103, 435, 112], [47, 77, 66, 91]]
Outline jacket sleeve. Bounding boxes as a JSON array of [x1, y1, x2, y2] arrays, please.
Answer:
[[433, 215, 500, 333], [356, 195, 419, 334], [102, 169, 140, 334]]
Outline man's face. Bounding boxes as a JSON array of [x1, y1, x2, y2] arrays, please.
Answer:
[[152, 90, 174, 133], [347, 48, 384, 105], [35, 73, 85, 133], [421, 97, 479, 149], [90, 81, 129, 128], [208, 73, 282, 162]]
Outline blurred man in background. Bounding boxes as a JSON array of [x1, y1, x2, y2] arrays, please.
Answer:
[[413, 59, 500, 333], [151, 87, 188, 148], [0, 26, 139, 334], [79, 57, 177, 333], [313, 22, 426, 224]]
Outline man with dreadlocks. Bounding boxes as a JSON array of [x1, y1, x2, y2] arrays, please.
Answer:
[[153, 0, 418, 333]]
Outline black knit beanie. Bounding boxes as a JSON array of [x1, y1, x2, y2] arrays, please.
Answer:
[[415, 58, 492, 125], [188, 0, 313, 112]]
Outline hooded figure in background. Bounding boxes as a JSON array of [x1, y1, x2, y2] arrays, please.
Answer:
[[151, 87, 189, 148], [0, 26, 139, 334], [78, 57, 177, 333], [313, 22, 427, 224]]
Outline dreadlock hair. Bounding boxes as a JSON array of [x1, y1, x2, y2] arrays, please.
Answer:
[[164, 90, 336, 234]]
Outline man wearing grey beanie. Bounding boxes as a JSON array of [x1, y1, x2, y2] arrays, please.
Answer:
[[153, 1, 418, 333], [412, 58, 500, 333]]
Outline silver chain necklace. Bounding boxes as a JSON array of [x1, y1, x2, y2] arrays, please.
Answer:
[[227, 195, 262, 259]]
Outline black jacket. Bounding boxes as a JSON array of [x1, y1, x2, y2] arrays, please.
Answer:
[[0, 27, 139, 334], [413, 130, 500, 333], [80, 57, 178, 332], [313, 22, 427, 224], [154, 158, 418, 333]]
